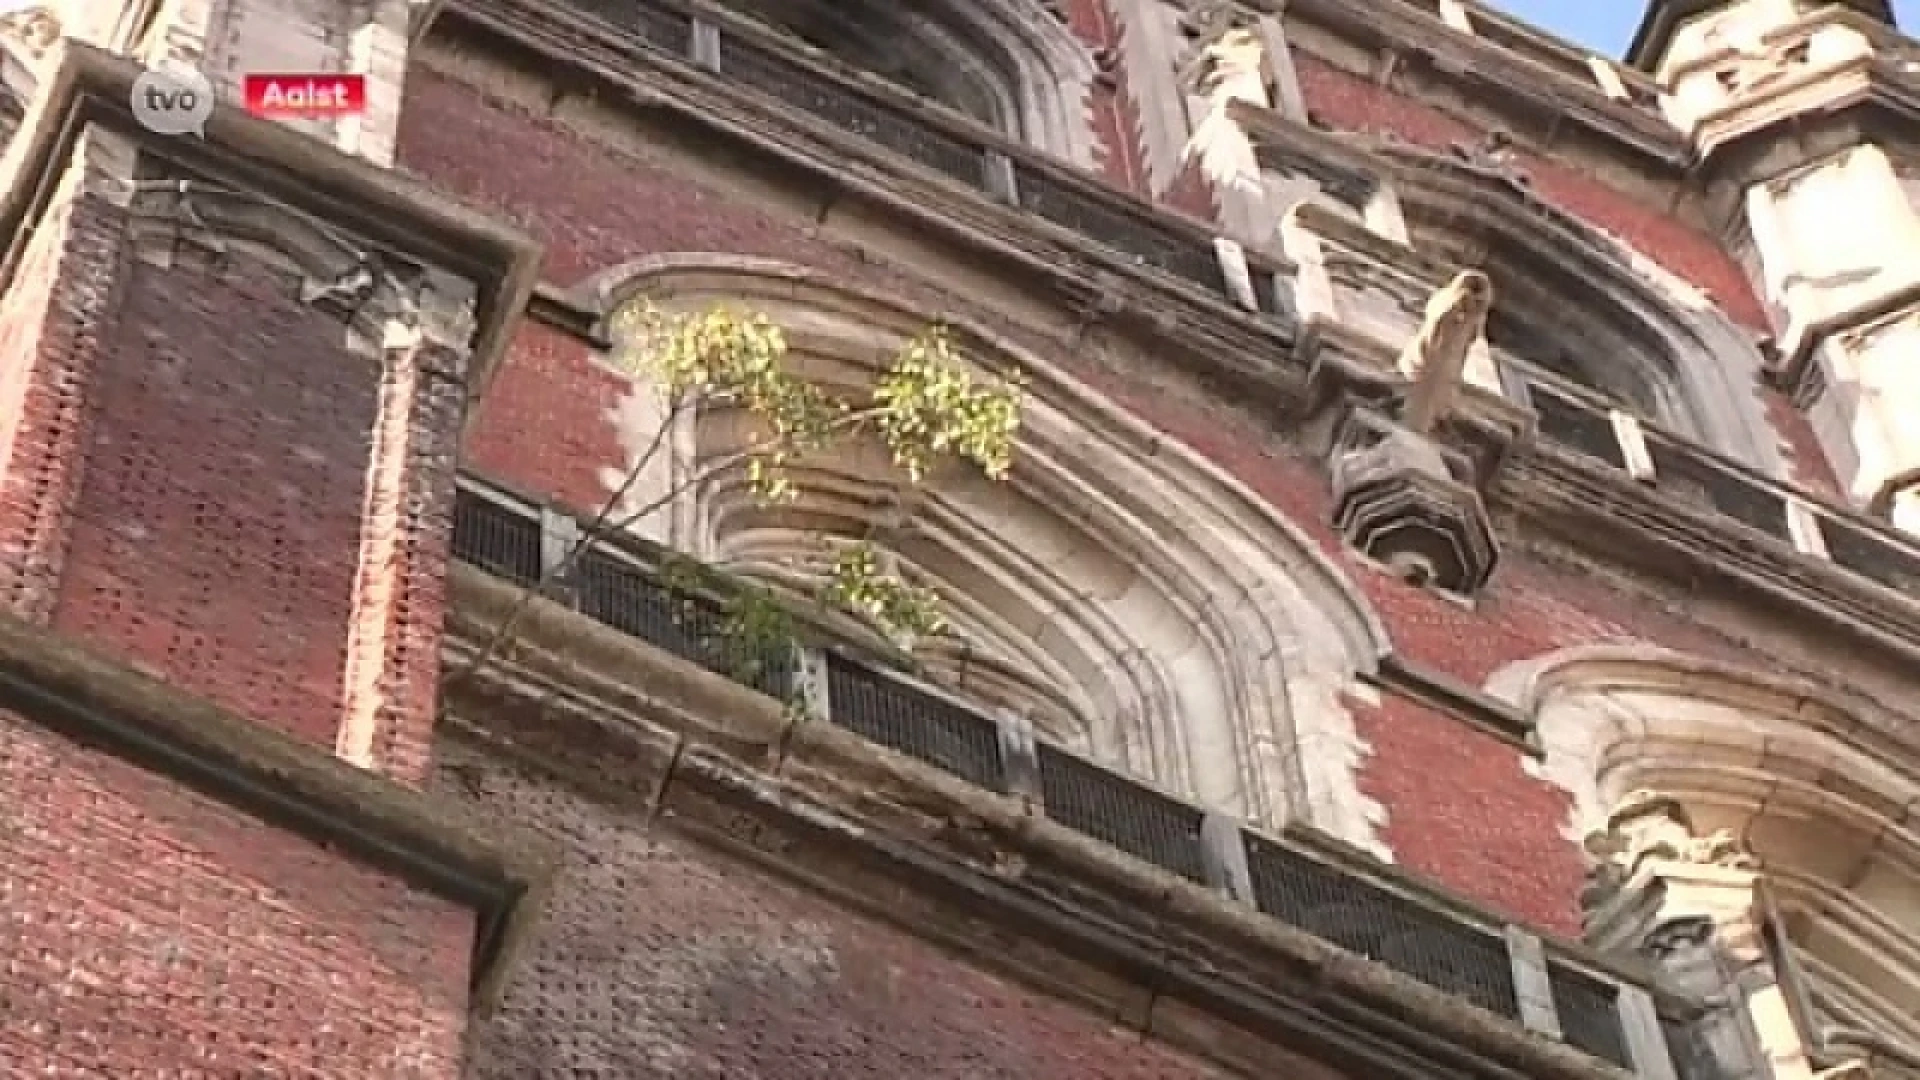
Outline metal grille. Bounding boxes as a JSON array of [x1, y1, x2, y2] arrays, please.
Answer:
[[823, 654, 1008, 792], [1823, 518, 1920, 597], [1549, 963, 1632, 1069], [1649, 444, 1790, 541], [451, 492, 543, 586], [564, 0, 692, 54], [574, 551, 794, 697], [720, 39, 990, 187], [1244, 834, 1522, 1019], [1012, 164, 1226, 291], [1532, 390, 1627, 470], [1250, 262, 1294, 319], [1035, 744, 1207, 883]]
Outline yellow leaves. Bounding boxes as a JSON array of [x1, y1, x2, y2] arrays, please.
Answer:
[[822, 541, 947, 646], [872, 324, 1023, 484]]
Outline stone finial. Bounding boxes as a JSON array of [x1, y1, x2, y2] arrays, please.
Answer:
[[1397, 270, 1493, 435], [0, 6, 60, 60]]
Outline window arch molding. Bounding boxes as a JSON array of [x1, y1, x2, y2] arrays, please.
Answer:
[[574, 254, 1392, 843], [1374, 148, 1785, 476], [1494, 645, 1920, 1048], [714, 0, 1097, 166]]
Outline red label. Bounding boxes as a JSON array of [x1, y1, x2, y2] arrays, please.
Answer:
[[242, 73, 368, 118]]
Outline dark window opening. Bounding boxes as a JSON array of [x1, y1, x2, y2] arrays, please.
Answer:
[[715, 0, 1023, 136]]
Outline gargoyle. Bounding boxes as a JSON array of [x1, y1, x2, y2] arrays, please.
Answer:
[[1180, 28, 1269, 194], [1397, 270, 1493, 435]]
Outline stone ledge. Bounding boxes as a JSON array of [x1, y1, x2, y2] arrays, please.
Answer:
[[0, 41, 542, 405], [440, 562, 1651, 1080], [1367, 653, 1537, 752], [1507, 445, 1920, 671], [0, 606, 557, 1007]]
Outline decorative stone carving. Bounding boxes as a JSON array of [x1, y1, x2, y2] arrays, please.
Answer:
[[1327, 405, 1498, 596], [115, 173, 473, 357], [1180, 27, 1267, 194], [1397, 269, 1492, 434]]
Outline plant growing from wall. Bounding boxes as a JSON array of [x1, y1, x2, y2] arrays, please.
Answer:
[[444, 301, 1024, 693]]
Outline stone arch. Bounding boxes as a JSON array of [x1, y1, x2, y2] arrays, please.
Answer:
[[1494, 646, 1920, 1047], [570, 254, 1391, 845], [1377, 148, 1785, 477], [714, 0, 1095, 166]]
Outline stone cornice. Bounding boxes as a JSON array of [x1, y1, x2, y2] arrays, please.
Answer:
[[1628, 0, 1896, 72], [440, 562, 1656, 1080], [0, 606, 555, 1005], [1502, 443, 1920, 671], [1367, 653, 1536, 752], [1687, 41, 1920, 237], [1264, 0, 1690, 175], [0, 42, 542, 408]]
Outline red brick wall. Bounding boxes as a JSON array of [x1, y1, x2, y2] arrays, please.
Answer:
[[50, 254, 375, 753], [435, 736, 1293, 1080], [400, 62, 1778, 934], [0, 176, 130, 622], [0, 711, 473, 1078]]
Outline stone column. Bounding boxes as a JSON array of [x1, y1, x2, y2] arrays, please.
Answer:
[[1583, 791, 1816, 1080], [0, 44, 539, 1076]]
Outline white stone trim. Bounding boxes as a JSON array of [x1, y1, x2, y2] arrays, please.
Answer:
[[1108, 0, 1198, 199]]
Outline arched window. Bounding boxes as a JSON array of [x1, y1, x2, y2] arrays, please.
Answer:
[[1378, 149, 1786, 476], [576, 255, 1391, 843], [1509, 648, 1920, 1054], [712, 0, 1095, 163]]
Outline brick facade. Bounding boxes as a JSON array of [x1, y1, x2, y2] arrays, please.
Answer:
[[0, 710, 475, 1078], [4, 3, 1912, 1077], [0, 47, 532, 1077], [399, 60, 1792, 939], [432, 733, 1297, 1080]]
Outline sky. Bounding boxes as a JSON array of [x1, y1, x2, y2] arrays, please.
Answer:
[[1492, 1, 1920, 56]]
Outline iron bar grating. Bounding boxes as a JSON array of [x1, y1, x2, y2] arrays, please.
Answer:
[[1012, 164, 1226, 291], [1649, 443, 1790, 542], [1823, 517, 1920, 597], [565, 0, 692, 54], [719, 39, 990, 187], [1244, 833, 1522, 1020], [574, 551, 794, 698], [451, 493, 543, 587], [1035, 743, 1207, 883], [1532, 390, 1628, 471], [1548, 962, 1633, 1069], [823, 654, 1009, 792]]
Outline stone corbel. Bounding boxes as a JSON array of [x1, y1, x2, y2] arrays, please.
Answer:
[[1326, 403, 1499, 596]]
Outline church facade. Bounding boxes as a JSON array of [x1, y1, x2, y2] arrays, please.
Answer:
[[2, 0, 1919, 1076]]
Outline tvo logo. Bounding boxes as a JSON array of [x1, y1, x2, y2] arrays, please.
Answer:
[[130, 67, 215, 137]]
